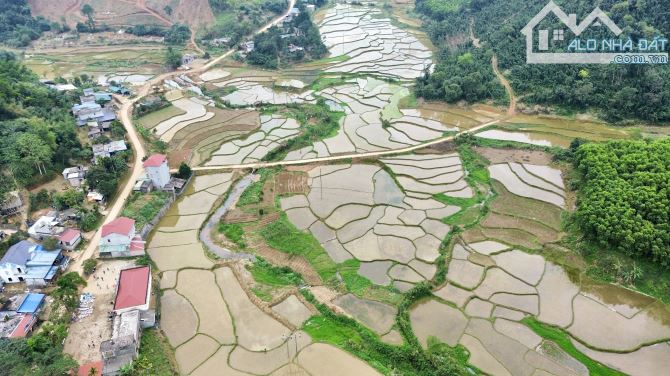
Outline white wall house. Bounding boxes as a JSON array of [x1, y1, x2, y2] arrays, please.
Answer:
[[99, 217, 145, 258], [143, 154, 170, 189], [0, 241, 64, 286]]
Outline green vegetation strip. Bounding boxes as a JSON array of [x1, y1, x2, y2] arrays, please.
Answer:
[[301, 288, 472, 376], [248, 257, 303, 287], [522, 317, 626, 376], [218, 223, 247, 249], [128, 328, 178, 375], [260, 213, 337, 281]]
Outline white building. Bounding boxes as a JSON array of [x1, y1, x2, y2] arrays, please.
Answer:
[[142, 154, 170, 189], [99, 217, 144, 258], [0, 241, 65, 286]]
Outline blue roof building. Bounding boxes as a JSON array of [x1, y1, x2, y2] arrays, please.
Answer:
[[17, 293, 46, 314], [0, 241, 65, 287]]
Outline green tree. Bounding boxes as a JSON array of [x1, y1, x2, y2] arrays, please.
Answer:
[[164, 5, 173, 16], [42, 237, 59, 250], [83, 258, 97, 275], [165, 46, 182, 69], [176, 162, 192, 179], [81, 4, 95, 31]]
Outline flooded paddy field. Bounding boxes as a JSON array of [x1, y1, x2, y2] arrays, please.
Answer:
[[148, 173, 382, 375]]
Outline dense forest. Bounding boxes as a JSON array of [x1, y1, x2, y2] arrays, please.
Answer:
[[0, 52, 87, 203], [247, 3, 327, 68], [414, 0, 670, 123], [573, 138, 670, 266], [0, 0, 53, 46]]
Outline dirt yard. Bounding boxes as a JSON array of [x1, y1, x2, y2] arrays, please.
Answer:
[[63, 259, 136, 364]]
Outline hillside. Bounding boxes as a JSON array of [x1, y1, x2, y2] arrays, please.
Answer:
[[415, 0, 670, 123], [28, 0, 215, 31]]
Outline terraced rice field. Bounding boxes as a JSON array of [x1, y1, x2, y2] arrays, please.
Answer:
[[280, 154, 468, 291], [319, 3, 433, 80], [205, 115, 302, 166], [416, 238, 670, 376], [151, 173, 381, 375]]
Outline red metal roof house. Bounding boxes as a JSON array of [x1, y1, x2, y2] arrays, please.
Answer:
[[113, 266, 151, 314]]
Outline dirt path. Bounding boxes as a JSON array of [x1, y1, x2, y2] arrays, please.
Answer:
[[137, 0, 173, 26], [185, 116, 504, 173], [492, 54, 516, 116]]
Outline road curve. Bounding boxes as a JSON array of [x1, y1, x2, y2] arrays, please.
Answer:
[[69, 0, 297, 273]]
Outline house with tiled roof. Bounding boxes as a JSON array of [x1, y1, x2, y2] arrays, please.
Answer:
[[142, 154, 170, 189], [99, 217, 145, 258], [58, 229, 82, 250]]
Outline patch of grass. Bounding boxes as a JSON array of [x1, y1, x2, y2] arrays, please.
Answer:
[[134, 329, 178, 375], [122, 191, 170, 229], [136, 104, 185, 129], [251, 287, 273, 302], [217, 222, 246, 248], [237, 169, 273, 206], [338, 259, 402, 305], [398, 92, 418, 109], [261, 213, 338, 281], [248, 257, 303, 287], [522, 317, 626, 376], [306, 54, 351, 65]]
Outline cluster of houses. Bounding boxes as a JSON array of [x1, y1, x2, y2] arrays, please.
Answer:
[[28, 210, 83, 250]]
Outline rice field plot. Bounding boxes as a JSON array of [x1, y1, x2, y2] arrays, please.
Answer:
[[279, 154, 471, 292], [318, 3, 433, 81], [137, 105, 187, 130], [418, 238, 670, 376], [476, 114, 632, 148], [152, 97, 216, 142], [488, 162, 566, 209]]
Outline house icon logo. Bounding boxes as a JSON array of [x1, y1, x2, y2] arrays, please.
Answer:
[[522, 1, 668, 64]]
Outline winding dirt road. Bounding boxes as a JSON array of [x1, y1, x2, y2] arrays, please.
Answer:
[[69, 0, 297, 273], [492, 55, 516, 116]]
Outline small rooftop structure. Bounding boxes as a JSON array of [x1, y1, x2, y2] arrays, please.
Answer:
[[240, 41, 255, 53], [181, 54, 195, 66], [28, 216, 64, 240], [288, 44, 304, 53], [17, 293, 45, 314], [58, 228, 82, 250], [113, 266, 151, 313], [62, 166, 88, 187], [53, 84, 77, 92], [1, 191, 22, 217]]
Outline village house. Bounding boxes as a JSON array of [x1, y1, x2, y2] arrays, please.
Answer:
[[181, 54, 195, 66], [87, 191, 106, 204], [58, 228, 82, 251], [99, 217, 145, 258], [28, 215, 64, 240], [143, 154, 170, 189], [92, 140, 128, 163], [240, 41, 255, 53], [285, 6, 301, 23], [62, 166, 89, 187], [113, 266, 152, 315], [109, 85, 130, 96], [0, 293, 45, 339], [100, 265, 154, 375], [0, 241, 67, 286], [289, 44, 305, 53], [1, 191, 22, 217]]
